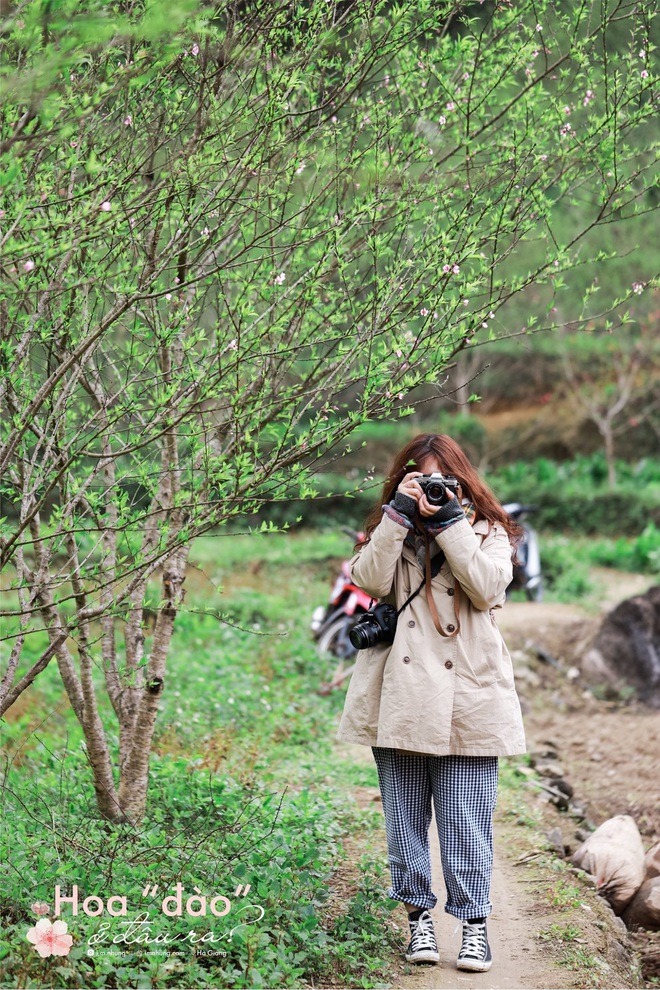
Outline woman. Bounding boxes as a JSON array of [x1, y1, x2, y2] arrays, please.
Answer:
[[336, 433, 526, 972]]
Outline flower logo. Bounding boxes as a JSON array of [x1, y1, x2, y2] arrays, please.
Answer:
[[26, 918, 73, 957]]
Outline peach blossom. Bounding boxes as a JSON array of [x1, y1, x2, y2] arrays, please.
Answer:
[[26, 918, 73, 957]]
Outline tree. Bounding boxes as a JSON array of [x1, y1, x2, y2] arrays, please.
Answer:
[[1, 0, 658, 820], [558, 308, 660, 486]]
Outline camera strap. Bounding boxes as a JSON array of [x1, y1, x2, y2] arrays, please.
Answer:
[[395, 570, 432, 617]]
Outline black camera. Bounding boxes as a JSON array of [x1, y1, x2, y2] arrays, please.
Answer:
[[417, 472, 460, 506], [349, 602, 398, 650]]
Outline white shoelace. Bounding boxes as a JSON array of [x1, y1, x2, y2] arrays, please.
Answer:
[[410, 912, 437, 950], [458, 922, 487, 958]]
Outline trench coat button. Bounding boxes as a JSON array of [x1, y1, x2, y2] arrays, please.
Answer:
[[445, 660, 453, 669], [402, 655, 411, 664], [447, 624, 456, 633], [447, 588, 455, 596], [408, 620, 415, 627]]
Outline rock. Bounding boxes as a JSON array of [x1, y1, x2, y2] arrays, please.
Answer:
[[546, 827, 566, 857], [551, 777, 575, 799], [571, 815, 646, 915], [529, 748, 559, 766], [622, 877, 660, 931], [645, 842, 660, 880], [567, 800, 589, 823], [581, 585, 660, 706], [535, 761, 565, 778]]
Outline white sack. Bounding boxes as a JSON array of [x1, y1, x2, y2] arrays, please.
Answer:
[[571, 815, 645, 914]]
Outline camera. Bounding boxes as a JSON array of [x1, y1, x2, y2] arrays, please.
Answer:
[[349, 602, 398, 650], [417, 472, 460, 507]]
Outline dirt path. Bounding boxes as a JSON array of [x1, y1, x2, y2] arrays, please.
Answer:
[[388, 816, 571, 990], [340, 743, 571, 990]]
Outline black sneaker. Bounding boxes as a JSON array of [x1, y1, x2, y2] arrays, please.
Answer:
[[405, 909, 440, 964], [457, 919, 492, 972]]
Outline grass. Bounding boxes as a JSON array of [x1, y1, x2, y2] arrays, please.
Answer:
[[0, 529, 394, 990]]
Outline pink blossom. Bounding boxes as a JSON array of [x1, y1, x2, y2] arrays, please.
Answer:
[[536, 23, 542, 31], [439, 115, 446, 126], [331, 115, 338, 123], [632, 281, 644, 295], [452, 264, 460, 275], [420, 308, 429, 317], [100, 201, 112, 212], [23, 260, 35, 272], [202, 227, 209, 236], [227, 338, 238, 349], [396, 349, 403, 357], [641, 70, 649, 79], [443, 264, 451, 273], [274, 272, 286, 285], [165, 293, 172, 301], [192, 43, 199, 56], [639, 50, 646, 59], [31, 903, 50, 916], [295, 162, 305, 175], [563, 105, 571, 115], [123, 115, 132, 127], [26, 919, 73, 958], [446, 101, 455, 111], [482, 322, 488, 329]]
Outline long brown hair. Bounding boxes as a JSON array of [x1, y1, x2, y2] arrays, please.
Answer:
[[359, 433, 522, 550]]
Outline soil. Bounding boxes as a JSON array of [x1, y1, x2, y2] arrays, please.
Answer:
[[329, 569, 660, 989]]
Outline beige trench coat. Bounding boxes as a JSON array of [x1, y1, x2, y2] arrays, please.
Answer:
[[336, 512, 527, 757]]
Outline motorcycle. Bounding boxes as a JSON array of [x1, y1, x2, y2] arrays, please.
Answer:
[[311, 529, 370, 693], [503, 503, 543, 601], [312, 506, 543, 685]]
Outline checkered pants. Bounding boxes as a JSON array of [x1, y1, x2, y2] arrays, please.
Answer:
[[372, 747, 498, 919]]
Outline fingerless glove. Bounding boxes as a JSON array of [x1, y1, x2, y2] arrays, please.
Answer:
[[382, 490, 417, 531], [422, 497, 464, 534]]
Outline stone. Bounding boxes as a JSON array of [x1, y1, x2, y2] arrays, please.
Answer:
[[622, 877, 660, 931], [645, 841, 660, 880], [581, 585, 660, 706], [546, 827, 566, 857]]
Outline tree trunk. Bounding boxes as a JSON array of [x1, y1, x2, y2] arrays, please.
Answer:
[[116, 545, 189, 821]]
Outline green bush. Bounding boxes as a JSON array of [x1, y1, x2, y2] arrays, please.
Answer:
[[586, 523, 660, 575], [488, 455, 660, 538], [538, 536, 595, 600]]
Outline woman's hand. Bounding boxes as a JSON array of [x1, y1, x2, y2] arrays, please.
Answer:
[[397, 474, 459, 519], [422, 488, 465, 527], [396, 472, 423, 502]]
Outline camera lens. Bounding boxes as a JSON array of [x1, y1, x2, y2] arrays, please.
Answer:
[[349, 621, 374, 650], [426, 481, 447, 505]]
